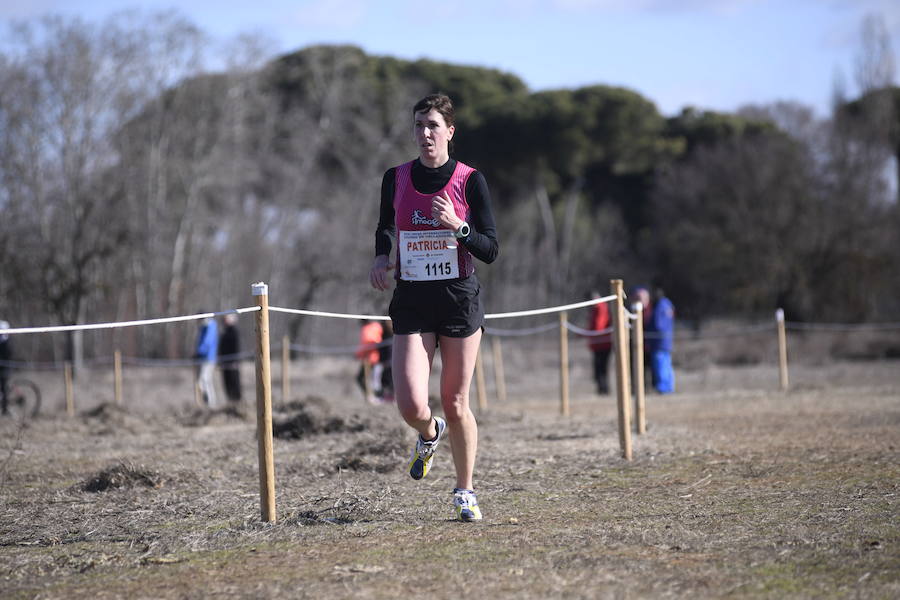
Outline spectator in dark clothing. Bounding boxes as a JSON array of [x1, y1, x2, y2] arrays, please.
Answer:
[[219, 313, 242, 403]]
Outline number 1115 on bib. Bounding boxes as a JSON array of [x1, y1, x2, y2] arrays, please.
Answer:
[[425, 261, 453, 277]]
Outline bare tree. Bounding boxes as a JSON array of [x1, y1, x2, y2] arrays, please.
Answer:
[[847, 12, 899, 203], [0, 16, 152, 367], [855, 13, 896, 95], [109, 13, 210, 357], [0, 11, 215, 362]]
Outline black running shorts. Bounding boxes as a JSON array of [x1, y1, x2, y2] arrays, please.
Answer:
[[389, 275, 484, 337]]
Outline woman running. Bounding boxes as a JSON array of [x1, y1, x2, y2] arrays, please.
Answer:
[[369, 94, 499, 522]]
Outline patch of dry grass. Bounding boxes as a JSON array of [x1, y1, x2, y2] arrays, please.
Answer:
[[0, 360, 897, 598]]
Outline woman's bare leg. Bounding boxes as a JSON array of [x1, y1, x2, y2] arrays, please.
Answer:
[[438, 329, 482, 490], [392, 333, 438, 439]]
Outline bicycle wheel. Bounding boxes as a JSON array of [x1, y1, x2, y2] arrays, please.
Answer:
[[7, 378, 41, 419]]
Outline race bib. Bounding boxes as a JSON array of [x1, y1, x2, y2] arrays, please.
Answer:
[[399, 229, 459, 281]]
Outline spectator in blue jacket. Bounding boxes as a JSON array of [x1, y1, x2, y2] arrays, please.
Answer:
[[195, 316, 219, 407], [648, 286, 675, 394]]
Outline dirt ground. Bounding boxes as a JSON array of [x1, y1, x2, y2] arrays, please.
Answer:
[[1, 349, 898, 599]]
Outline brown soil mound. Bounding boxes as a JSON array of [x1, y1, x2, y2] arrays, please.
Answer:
[[81, 402, 148, 435], [334, 434, 407, 473], [273, 398, 366, 439], [177, 403, 251, 427], [80, 461, 164, 492]]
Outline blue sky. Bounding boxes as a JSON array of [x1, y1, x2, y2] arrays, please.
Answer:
[[3, 0, 899, 117]]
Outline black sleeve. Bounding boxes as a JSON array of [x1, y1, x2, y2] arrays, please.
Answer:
[[460, 171, 499, 264], [374, 168, 396, 257]]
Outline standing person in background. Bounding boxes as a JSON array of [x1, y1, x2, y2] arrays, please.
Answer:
[[648, 285, 676, 393], [0, 321, 11, 416], [631, 286, 652, 390], [632, 287, 652, 334], [586, 291, 612, 395], [219, 313, 242, 403], [378, 320, 395, 403], [194, 316, 219, 408], [369, 93, 499, 522], [355, 319, 383, 404]]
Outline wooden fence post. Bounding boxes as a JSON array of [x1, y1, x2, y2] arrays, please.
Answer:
[[612, 279, 632, 460], [65, 362, 74, 417], [490, 336, 507, 404], [632, 302, 646, 434], [282, 335, 290, 405], [253, 282, 276, 523], [776, 308, 789, 392], [559, 310, 570, 417], [114, 349, 123, 406]]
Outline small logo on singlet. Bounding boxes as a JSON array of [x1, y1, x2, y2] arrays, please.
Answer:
[[411, 209, 440, 227]]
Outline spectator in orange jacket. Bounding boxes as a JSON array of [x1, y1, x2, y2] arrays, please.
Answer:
[[355, 319, 384, 403]]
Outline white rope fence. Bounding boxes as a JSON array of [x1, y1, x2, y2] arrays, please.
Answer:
[[0, 358, 72, 370], [0, 352, 254, 370], [288, 339, 391, 355], [485, 322, 560, 337], [4, 279, 899, 523], [0, 307, 261, 335], [785, 321, 900, 331], [565, 323, 614, 337], [484, 295, 616, 319], [267, 306, 390, 321], [3, 304, 894, 349], [120, 351, 255, 367], [266, 294, 616, 322], [0, 319, 796, 366]]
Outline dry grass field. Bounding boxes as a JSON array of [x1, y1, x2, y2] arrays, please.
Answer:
[[1, 339, 898, 599]]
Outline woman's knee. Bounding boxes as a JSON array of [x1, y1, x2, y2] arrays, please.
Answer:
[[440, 392, 470, 423], [396, 397, 431, 424]]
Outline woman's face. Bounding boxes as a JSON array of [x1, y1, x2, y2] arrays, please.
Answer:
[[414, 108, 454, 165]]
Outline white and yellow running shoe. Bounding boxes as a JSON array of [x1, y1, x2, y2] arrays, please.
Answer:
[[453, 488, 483, 522], [407, 416, 446, 480]]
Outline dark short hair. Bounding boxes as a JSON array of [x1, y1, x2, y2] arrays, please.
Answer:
[[413, 94, 455, 128]]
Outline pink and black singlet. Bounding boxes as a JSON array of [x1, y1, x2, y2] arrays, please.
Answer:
[[374, 158, 498, 280], [374, 158, 499, 336], [392, 160, 476, 281]]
